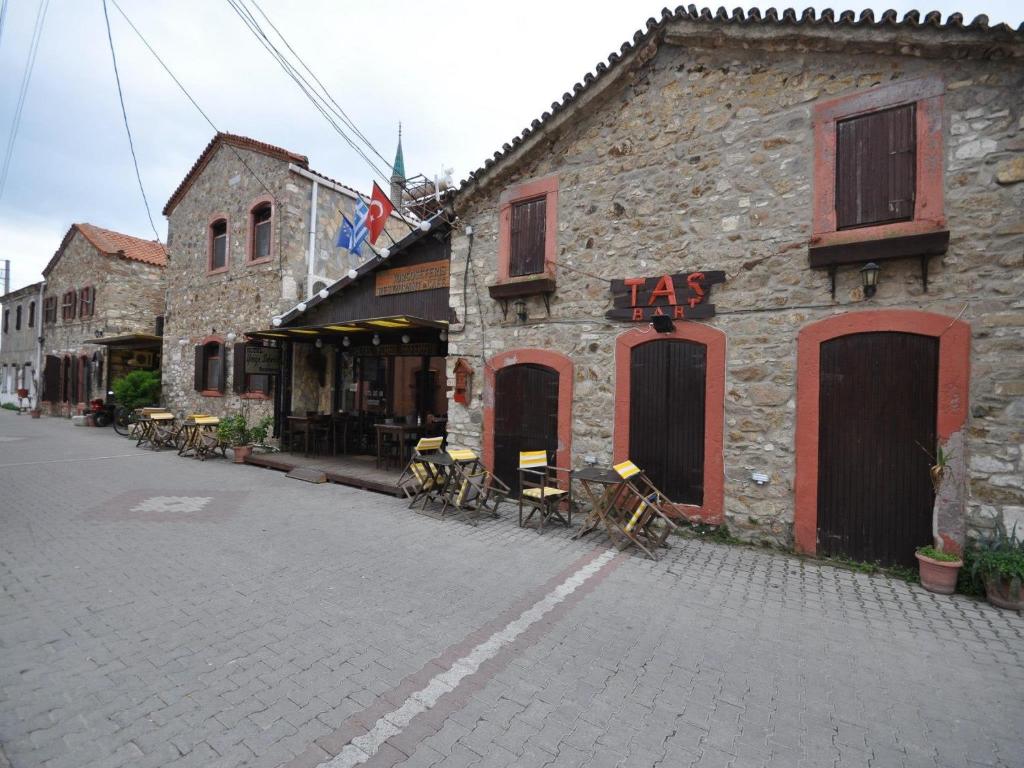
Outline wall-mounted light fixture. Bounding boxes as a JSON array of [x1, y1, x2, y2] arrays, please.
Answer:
[[860, 262, 880, 298], [401, 334, 410, 344], [178, 338, 189, 347], [296, 302, 307, 313], [419, 219, 431, 232], [272, 316, 282, 327], [513, 298, 527, 323], [379, 248, 390, 259], [372, 334, 380, 346], [347, 268, 358, 280], [226, 332, 237, 344], [314, 338, 323, 349], [751, 471, 770, 486], [318, 288, 329, 300], [652, 315, 674, 333], [342, 336, 350, 347]]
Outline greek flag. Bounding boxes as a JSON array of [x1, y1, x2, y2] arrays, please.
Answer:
[[336, 201, 369, 256]]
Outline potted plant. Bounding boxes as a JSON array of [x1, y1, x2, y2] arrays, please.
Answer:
[[968, 521, 1024, 611], [915, 545, 963, 594], [217, 413, 273, 464]]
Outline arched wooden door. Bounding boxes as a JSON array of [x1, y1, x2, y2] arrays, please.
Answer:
[[817, 332, 938, 566], [629, 339, 706, 505], [493, 363, 559, 495]]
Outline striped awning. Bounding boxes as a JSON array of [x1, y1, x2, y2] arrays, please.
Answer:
[[246, 315, 447, 341]]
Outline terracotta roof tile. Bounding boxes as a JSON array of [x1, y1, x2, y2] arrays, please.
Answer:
[[44, 223, 167, 276], [163, 132, 309, 215], [457, 5, 1024, 192]]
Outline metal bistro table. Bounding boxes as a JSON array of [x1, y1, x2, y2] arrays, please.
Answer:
[[571, 465, 660, 560], [177, 415, 221, 458]]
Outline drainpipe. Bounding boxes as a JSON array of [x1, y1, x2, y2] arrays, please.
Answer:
[[306, 178, 318, 299], [34, 282, 44, 409]]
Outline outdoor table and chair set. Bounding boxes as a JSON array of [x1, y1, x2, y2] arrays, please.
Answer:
[[128, 408, 227, 460], [400, 439, 680, 560]]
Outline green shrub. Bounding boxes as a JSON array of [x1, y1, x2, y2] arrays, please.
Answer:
[[965, 521, 1024, 600], [1, 402, 19, 411], [217, 413, 273, 447], [112, 370, 161, 410], [916, 545, 961, 563]]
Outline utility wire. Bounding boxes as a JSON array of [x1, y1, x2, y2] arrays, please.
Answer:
[[0, 0, 9, 51], [108, 0, 275, 201], [0, 0, 50, 201], [101, 0, 160, 242]]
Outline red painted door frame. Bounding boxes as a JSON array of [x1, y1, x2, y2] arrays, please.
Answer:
[[483, 349, 573, 476], [794, 310, 970, 556], [614, 324, 726, 524]]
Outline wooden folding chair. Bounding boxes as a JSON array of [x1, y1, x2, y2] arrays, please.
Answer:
[[612, 460, 679, 554], [518, 450, 572, 533], [399, 436, 447, 509], [441, 448, 510, 525]]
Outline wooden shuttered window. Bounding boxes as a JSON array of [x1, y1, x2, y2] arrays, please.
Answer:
[[61, 291, 77, 321], [835, 104, 916, 230], [43, 297, 57, 323], [79, 287, 95, 317], [508, 196, 547, 277], [194, 342, 226, 393]]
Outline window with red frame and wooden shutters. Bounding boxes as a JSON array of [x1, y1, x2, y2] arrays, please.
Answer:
[[835, 104, 916, 230], [509, 196, 547, 277], [195, 342, 226, 393], [44, 296, 57, 323], [79, 286, 95, 317], [61, 291, 77, 321]]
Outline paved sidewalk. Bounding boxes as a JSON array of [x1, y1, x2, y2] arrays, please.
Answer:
[[0, 413, 1021, 768]]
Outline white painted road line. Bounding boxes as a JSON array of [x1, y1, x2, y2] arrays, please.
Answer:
[[0, 452, 162, 469], [319, 549, 618, 768]]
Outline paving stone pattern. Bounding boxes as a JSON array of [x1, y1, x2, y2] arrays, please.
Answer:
[[0, 414, 1021, 768]]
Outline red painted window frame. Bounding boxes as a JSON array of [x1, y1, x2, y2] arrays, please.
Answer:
[[61, 290, 77, 321], [811, 76, 946, 249], [207, 214, 230, 275], [496, 174, 559, 284], [78, 286, 95, 318], [246, 197, 274, 265]]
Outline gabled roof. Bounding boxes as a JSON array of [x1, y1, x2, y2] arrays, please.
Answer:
[[0, 281, 43, 303], [457, 5, 1024, 196], [44, 223, 167, 276], [163, 133, 310, 215]]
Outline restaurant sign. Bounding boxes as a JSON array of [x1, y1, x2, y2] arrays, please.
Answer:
[[606, 271, 726, 321], [375, 261, 449, 297], [349, 342, 441, 357], [245, 345, 282, 375]]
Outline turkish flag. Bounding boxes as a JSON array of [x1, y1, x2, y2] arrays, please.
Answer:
[[367, 182, 394, 245]]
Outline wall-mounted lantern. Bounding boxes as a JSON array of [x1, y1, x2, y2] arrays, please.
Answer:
[[513, 298, 527, 323], [860, 262, 880, 298]]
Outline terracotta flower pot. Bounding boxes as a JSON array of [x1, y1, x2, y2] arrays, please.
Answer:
[[30, 410, 41, 419], [984, 576, 1024, 611], [232, 445, 253, 464], [916, 552, 963, 595]]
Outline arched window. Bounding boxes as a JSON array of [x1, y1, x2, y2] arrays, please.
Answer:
[[28, 301, 35, 328], [209, 217, 228, 272], [15, 304, 22, 330], [249, 200, 273, 262]]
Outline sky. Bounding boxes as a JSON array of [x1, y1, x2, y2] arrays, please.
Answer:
[[0, 0, 1021, 292]]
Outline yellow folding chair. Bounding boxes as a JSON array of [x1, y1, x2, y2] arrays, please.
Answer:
[[612, 459, 679, 554], [518, 450, 572, 533], [399, 436, 447, 509], [441, 448, 510, 525]]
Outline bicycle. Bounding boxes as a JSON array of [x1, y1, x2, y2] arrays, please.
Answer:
[[112, 405, 139, 438]]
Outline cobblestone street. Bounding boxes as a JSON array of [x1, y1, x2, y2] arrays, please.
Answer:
[[1, 413, 1021, 768]]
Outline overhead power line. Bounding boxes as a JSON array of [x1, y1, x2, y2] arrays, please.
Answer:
[[0, 0, 50, 202], [108, 0, 275, 201], [101, 0, 160, 242]]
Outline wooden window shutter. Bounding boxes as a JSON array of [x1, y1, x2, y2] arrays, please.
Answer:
[[217, 345, 227, 393], [233, 342, 247, 393], [509, 196, 547, 277], [43, 355, 60, 401], [836, 104, 916, 229], [194, 345, 204, 391]]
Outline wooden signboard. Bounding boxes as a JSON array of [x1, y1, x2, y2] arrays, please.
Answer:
[[349, 342, 441, 357], [245, 345, 282, 375], [375, 261, 450, 297], [606, 271, 726, 321]]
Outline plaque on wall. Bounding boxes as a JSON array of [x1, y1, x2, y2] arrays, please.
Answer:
[[245, 345, 282, 375], [375, 261, 450, 297]]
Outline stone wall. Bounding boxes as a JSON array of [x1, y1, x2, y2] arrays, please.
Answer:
[[161, 144, 362, 420], [41, 231, 165, 413], [446, 25, 1024, 549]]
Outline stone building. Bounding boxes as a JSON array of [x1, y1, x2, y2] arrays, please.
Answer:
[[444, 8, 1024, 566], [40, 223, 166, 416], [160, 133, 406, 422], [0, 281, 44, 407]]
